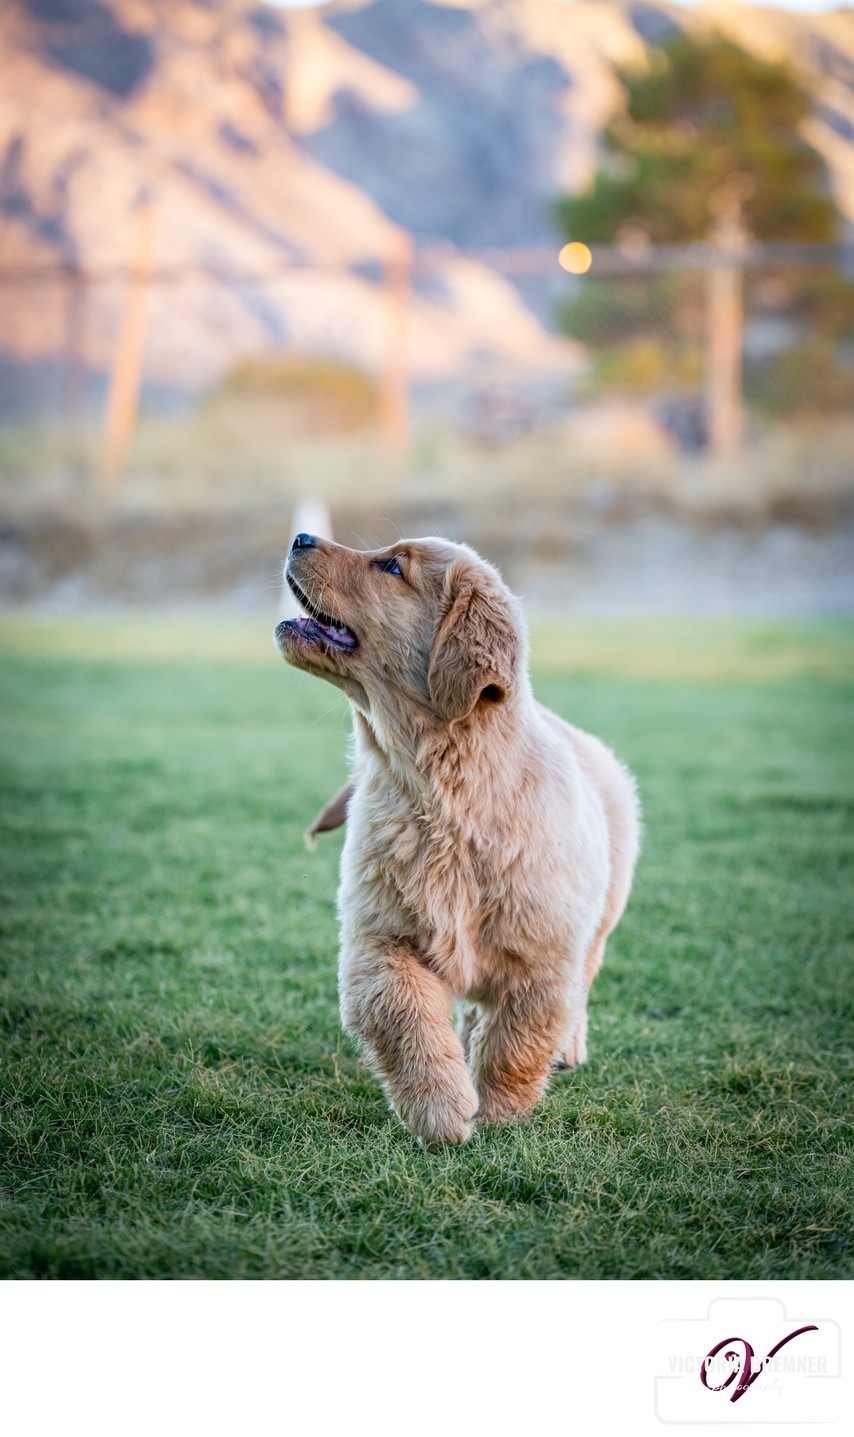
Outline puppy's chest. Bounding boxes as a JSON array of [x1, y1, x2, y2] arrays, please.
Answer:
[[384, 813, 482, 913], [371, 809, 535, 987]]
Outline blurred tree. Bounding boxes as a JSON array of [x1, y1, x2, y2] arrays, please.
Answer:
[[556, 32, 854, 422], [556, 33, 838, 246]]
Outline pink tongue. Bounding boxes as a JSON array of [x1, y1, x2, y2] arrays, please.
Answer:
[[296, 615, 356, 649]]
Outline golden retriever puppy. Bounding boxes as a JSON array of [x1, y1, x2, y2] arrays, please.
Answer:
[[275, 533, 640, 1147]]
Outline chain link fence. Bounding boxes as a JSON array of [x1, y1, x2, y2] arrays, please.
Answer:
[[0, 238, 853, 490], [554, 242, 854, 456]]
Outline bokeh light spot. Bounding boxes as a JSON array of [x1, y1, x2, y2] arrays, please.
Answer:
[[559, 242, 593, 275]]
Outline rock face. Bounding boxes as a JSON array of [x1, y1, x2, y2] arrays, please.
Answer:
[[1, 0, 853, 413], [302, 0, 570, 249]]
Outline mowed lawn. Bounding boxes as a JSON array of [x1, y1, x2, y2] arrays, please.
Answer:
[[0, 613, 852, 1280]]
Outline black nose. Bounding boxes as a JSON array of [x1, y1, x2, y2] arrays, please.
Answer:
[[291, 533, 317, 551]]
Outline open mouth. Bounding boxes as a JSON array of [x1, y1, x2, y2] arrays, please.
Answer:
[[282, 572, 358, 652]]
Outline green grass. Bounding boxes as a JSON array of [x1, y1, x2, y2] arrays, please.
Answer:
[[1, 614, 852, 1280]]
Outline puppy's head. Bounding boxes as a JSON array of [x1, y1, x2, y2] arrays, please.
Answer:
[[275, 535, 525, 729]]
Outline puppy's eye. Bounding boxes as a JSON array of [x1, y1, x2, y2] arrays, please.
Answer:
[[378, 556, 404, 578]]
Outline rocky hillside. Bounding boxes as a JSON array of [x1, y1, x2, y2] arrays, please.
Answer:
[[1, 0, 853, 412], [304, 0, 854, 243]]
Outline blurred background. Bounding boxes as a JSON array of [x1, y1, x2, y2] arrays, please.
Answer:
[[1, 0, 853, 615]]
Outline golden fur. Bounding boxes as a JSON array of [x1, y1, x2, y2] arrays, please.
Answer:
[[275, 536, 640, 1146]]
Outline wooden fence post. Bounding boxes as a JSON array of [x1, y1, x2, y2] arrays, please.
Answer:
[[379, 230, 413, 462], [100, 198, 157, 492], [706, 198, 745, 460], [63, 264, 88, 487]]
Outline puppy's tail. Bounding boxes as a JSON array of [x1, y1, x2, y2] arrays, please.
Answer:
[[304, 781, 355, 851]]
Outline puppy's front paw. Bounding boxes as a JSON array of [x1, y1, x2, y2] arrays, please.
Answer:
[[395, 1075, 479, 1149], [475, 1086, 538, 1127]]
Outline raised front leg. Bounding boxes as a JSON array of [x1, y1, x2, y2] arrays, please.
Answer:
[[469, 982, 572, 1125], [340, 941, 478, 1148]]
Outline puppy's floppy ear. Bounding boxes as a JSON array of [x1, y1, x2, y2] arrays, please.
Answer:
[[428, 561, 520, 721]]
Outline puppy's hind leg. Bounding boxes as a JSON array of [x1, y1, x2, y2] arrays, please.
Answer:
[[553, 924, 609, 1070], [553, 1006, 588, 1071], [457, 1003, 480, 1063]]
